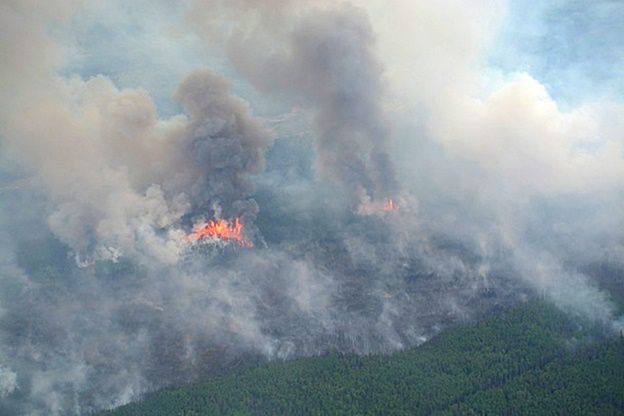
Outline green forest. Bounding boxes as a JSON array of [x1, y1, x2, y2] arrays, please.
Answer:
[[100, 302, 624, 415]]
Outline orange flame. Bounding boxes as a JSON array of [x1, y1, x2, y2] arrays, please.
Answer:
[[383, 199, 398, 211], [358, 198, 399, 215], [188, 218, 254, 248]]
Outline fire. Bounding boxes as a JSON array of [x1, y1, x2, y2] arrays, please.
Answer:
[[188, 218, 254, 248], [383, 199, 398, 211], [358, 198, 399, 215]]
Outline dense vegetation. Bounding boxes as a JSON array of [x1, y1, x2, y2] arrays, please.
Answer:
[[101, 302, 624, 415]]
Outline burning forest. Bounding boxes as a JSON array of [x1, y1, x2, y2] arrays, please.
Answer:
[[0, 1, 623, 415], [188, 218, 254, 248]]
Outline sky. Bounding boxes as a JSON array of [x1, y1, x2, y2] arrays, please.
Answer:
[[53, 1, 624, 110]]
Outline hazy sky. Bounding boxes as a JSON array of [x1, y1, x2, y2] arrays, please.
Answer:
[[51, 0, 624, 115]]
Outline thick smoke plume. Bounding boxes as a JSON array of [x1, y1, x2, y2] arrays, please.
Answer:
[[191, 1, 399, 207], [176, 70, 273, 237], [0, 0, 271, 263], [0, 1, 623, 415]]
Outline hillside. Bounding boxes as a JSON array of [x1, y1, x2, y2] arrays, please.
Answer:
[[100, 302, 624, 415]]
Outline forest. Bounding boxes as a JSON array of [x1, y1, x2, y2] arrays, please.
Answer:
[[100, 301, 624, 415]]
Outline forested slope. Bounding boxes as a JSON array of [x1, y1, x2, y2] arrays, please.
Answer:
[[101, 302, 624, 415]]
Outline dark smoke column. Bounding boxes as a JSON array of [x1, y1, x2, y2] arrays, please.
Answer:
[[176, 70, 273, 226], [223, 2, 399, 209]]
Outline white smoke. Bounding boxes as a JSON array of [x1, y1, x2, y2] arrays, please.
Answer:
[[0, 366, 17, 397]]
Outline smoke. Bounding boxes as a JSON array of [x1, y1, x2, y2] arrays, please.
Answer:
[[188, 0, 624, 318], [0, 0, 623, 414], [0, 1, 272, 263], [0, 366, 17, 397], [189, 0, 399, 207], [175, 70, 273, 225]]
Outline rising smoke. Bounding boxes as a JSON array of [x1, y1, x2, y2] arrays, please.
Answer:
[[0, 1, 623, 414], [190, 0, 399, 208]]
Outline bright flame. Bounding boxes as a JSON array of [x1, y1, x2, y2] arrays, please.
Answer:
[[383, 199, 398, 211], [188, 218, 254, 248]]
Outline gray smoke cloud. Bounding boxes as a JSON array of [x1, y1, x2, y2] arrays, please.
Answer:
[[0, 0, 272, 263], [187, 0, 624, 324], [175, 70, 273, 225], [0, 1, 623, 415], [189, 1, 399, 208]]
